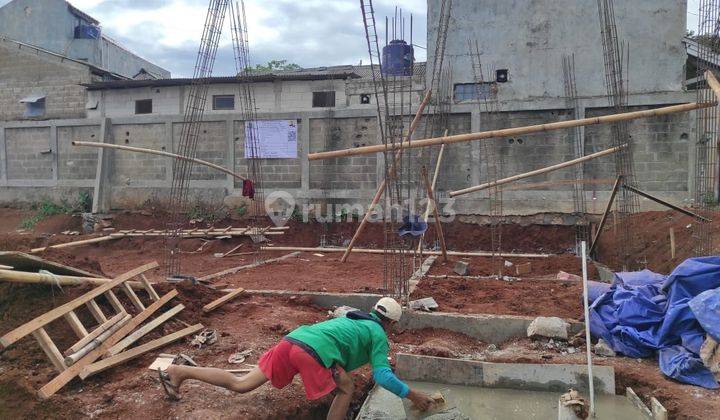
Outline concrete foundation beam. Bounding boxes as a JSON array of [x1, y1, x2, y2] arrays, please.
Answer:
[[395, 353, 616, 395], [242, 289, 583, 343]]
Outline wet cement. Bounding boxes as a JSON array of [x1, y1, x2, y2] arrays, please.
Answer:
[[357, 381, 645, 420]]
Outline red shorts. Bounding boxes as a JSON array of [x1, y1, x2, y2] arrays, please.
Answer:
[[258, 339, 336, 400]]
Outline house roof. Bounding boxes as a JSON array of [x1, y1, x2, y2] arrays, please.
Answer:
[[83, 62, 428, 91], [83, 70, 362, 90], [0, 35, 126, 80]]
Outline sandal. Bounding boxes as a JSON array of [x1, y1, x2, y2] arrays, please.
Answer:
[[158, 368, 182, 401]]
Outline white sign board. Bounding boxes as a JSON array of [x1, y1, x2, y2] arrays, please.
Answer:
[[244, 120, 297, 159]]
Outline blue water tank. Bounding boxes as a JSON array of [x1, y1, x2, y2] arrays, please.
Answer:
[[382, 40, 414, 77]]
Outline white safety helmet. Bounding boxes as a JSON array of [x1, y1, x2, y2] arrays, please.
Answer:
[[374, 297, 403, 322]]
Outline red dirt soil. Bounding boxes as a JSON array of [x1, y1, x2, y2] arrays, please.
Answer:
[[596, 209, 720, 273]]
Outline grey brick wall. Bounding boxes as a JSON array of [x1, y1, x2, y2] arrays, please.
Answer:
[[111, 123, 167, 183], [233, 120, 302, 190], [584, 106, 692, 193], [5, 127, 53, 180], [173, 121, 226, 181], [57, 125, 99, 180], [0, 42, 91, 121], [309, 117, 378, 190]]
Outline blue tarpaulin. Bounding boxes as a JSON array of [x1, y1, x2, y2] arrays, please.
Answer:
[[589, 256, 720, 389]]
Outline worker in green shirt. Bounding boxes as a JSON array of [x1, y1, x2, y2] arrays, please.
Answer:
[[160, 297, 435, 419]]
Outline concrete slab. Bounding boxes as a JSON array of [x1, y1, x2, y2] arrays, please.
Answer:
[[395, 354, 615, 395]]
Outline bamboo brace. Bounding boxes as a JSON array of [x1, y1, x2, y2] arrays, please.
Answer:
[[308, 102, 713, 160]]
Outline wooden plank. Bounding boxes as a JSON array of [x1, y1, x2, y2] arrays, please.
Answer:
[[260, 246, 553, 259], [106, 304, 185, 356], [0, 262, 158, 348], [140, 274, 160, 301], [37, 289, 178, 399], [79, 323, 204, 379], [104, 290, 126, 313], [32, 327, 67, 372], [669, 228, 676, 259], [62, 311, 88, 339], [450, 145, 624, 197], [705, 70, 720, 99], [408, 256, 437, 295], [121, 282, 145, 311], [65, 312, 127, 355], [421, 166, 448, 262], [203, 289, 244, 313], [198, 252, 300, 282], [30, 235, 117, 253], [85, 299, 107, 324], [308, 102, 713, 160], [589, 175, 623, 255]]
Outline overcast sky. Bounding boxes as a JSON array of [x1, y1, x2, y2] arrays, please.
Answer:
[[0, 0, 703, 77]]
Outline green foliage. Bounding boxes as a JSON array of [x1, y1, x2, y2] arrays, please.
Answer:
[[252, 59, 301, 73], [188, 202, 228, 223], [18, 192, 92, 229], [291, 206, 304, 222], [235, 206, 247, 217]]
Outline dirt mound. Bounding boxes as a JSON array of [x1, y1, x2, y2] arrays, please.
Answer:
[[411, 277, 583, 319], [33, 214, 83, 235]]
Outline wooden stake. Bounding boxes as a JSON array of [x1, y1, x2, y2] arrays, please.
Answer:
[[85, 299, 107, 324], [73, 141, 247, 180], [588, 175, 623, 255], [705, 70, 720, 99], [62, 311, 88, 339], [670, 228, 676, 259], [140, 274, 160, 301], [121, 282, 145, 312], [308, 102, 713, 160], [341, 89, 433, 263], [421, 167, 448, 262], [104, 290, 126, 314], [450, 145, 624, 197]]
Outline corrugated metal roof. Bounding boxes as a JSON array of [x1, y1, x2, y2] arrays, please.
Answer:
[[83, 72, 361, 90]]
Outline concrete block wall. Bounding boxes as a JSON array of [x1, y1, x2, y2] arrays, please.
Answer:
[[0, 41, 91, 121], [309, 117, 378, 191], [5, 126, 53, 180], [174, 121, 226, 181], [233, 120, 302, 190], [57, 125, 99, 180], [0, 96, 704, 220], [111, 123, 167, 183]]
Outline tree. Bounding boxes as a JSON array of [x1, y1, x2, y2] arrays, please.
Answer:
[[253, 59, 301, 72]]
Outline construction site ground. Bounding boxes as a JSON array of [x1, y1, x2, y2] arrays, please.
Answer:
[[0, 207, 718, 419]]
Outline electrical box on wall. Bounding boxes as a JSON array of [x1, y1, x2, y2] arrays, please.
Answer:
[[496, 69, 509, 83]]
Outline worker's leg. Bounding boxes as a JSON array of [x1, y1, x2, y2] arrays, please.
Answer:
[[165, 365, 268, 394], [326, 366, 354, 420]]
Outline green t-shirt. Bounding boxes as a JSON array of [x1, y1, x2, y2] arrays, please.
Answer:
[[286, 313, 391, 372]]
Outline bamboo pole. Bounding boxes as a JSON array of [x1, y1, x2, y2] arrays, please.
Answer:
[[418, 138, 446, 253], [308, 102, 713, 160], [261, 246, 552, 259], [72, 141, 247, 180], [450, 145, 624, 197], [341, 89, 433, 263], [589, 175, 623, 255], [622, 184, 711, 222], [63, 314, 131, 366], [0, 269, 145, 289], [421, 167, 448, 262]]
